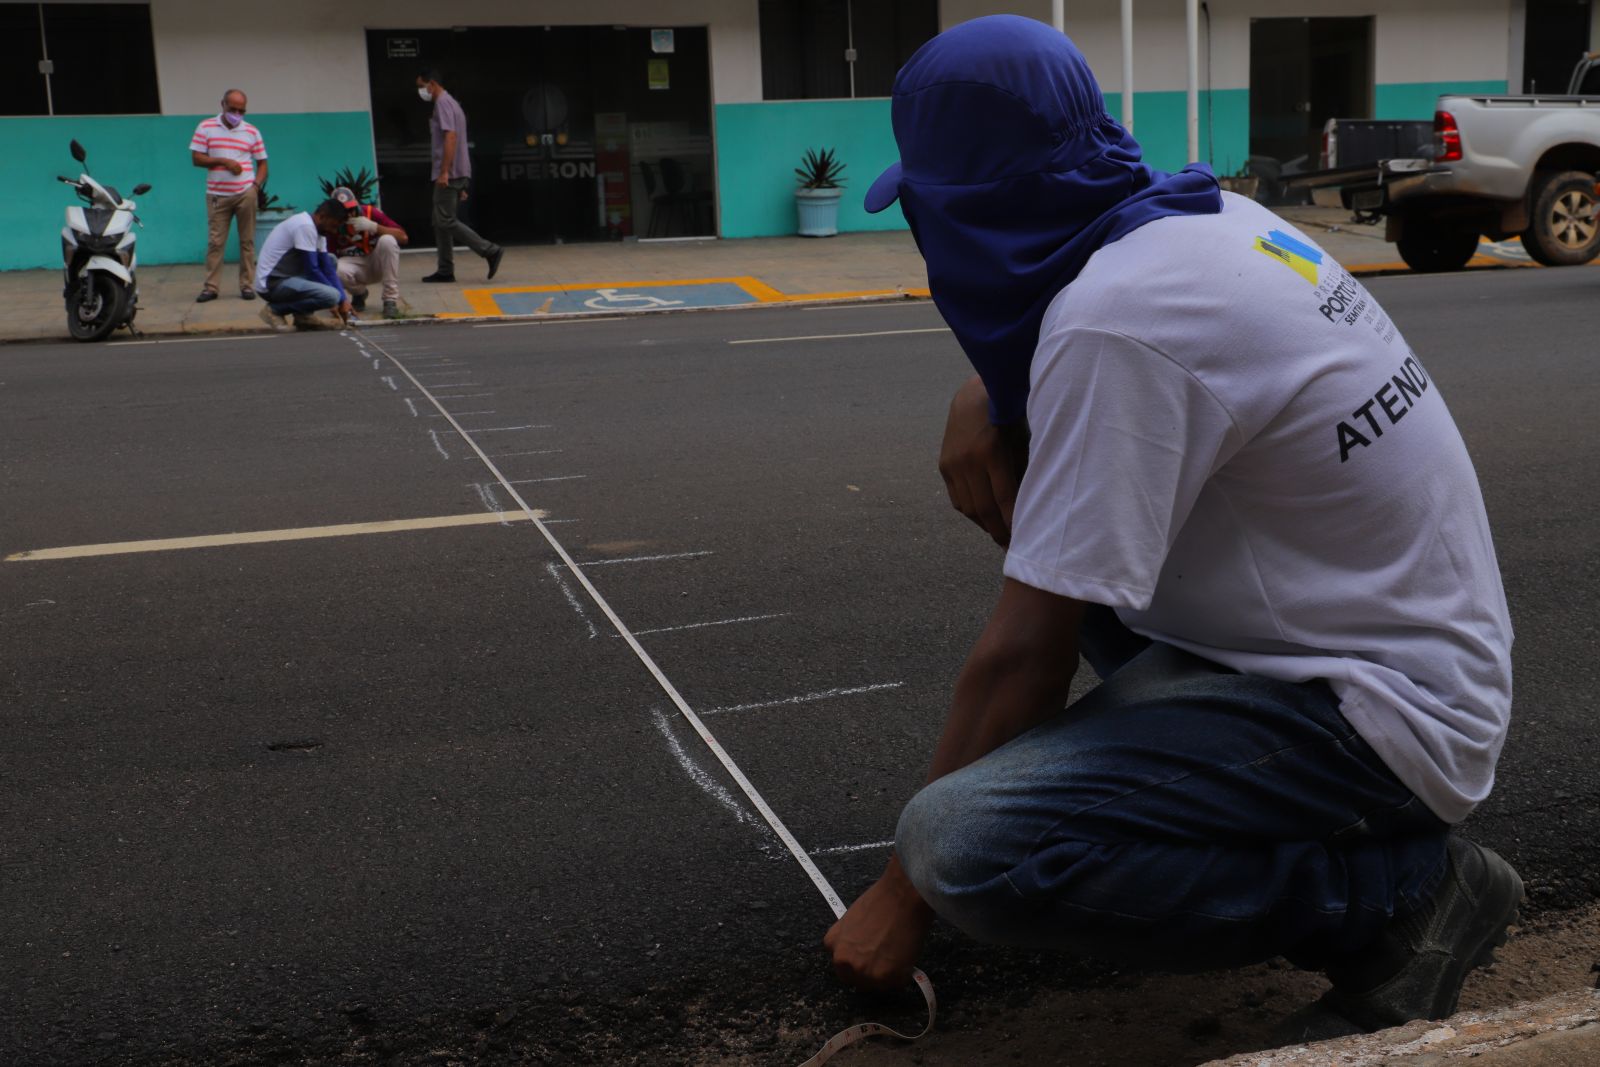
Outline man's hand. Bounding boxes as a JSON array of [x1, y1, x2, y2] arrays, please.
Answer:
[[350, 215, 379, 234], [335, 299, 353, 323], [222, 160, 244, 175], [824, 856, 934, 991], [435, 172, 450, 187], [938, 374, 1029, 547]]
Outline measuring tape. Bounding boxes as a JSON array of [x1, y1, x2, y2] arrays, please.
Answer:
[[352, 330, 939, 1065]]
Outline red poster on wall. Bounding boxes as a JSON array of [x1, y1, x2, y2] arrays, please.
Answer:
[[595, 112, 633, 238]]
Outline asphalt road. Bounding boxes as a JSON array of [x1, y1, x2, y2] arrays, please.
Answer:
[[1, 267, 1596, 1066]]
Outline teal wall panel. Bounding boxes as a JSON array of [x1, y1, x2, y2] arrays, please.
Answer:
[[0, 112, 375, 272], [1375, 80, 1509, 120], [714, 91, 1252, 239], [714, 99, 902, 239]]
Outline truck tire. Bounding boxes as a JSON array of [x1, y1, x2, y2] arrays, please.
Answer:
[[1522, 170, 1600, 266], [1396, 222, 1480, 273]]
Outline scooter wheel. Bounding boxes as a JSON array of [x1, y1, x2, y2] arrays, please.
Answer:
[[66, 274, 129, 343]]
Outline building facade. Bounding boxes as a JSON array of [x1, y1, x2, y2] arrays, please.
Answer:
[[0, 0, 1592, 271]]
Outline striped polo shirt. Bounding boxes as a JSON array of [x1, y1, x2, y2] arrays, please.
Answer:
[[189, 116, 268, 198]]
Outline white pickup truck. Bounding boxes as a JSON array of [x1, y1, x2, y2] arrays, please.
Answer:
[[1299, 53, 1600, 272]]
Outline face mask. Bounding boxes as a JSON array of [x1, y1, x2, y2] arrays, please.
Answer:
[[417, 87, 433, 103], [220, 110, 242, 129]]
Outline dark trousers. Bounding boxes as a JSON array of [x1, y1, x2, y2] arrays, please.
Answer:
[[895, 606, 1450, 972], [431, 177, 496, 274]]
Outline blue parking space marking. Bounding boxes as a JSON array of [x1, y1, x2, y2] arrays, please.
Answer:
[[492, 283, 760, 316]]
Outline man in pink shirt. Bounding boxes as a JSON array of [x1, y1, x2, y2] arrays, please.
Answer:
[[189, 89, 269, 302]]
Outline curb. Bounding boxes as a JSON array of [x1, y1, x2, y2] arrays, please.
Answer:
[[1201, 989, 1600, 1066]]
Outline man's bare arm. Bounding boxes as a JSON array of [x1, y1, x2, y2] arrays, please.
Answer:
[[825, 580, 1084, 989], [437, 131, 456, 185]]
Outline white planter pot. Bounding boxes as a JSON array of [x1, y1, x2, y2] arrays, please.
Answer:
[[795, 187, 844, 237]]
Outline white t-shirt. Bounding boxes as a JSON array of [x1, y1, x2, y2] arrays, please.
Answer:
[[1004, 193, 1512, 824], [255, 212, 326, 292]]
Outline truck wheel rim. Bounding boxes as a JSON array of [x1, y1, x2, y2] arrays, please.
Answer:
[[1552, 191, 1597, 250]]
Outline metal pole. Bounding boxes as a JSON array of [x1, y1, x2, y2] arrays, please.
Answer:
[[37, 3, 54, 117], [1052, 0, 1064, 33], [1120, 0, 1134, 131], [1186, 0, 1201, 161]]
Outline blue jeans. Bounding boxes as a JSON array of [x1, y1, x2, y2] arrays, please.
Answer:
[[896, 606, 1449, 972], [262, 276, 340, 317]]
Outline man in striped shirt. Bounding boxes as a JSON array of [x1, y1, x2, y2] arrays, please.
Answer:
[[190, 89, 269, 303]]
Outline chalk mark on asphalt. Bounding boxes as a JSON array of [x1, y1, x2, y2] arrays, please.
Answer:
[[579, 550, 713, 566], [348, 329, 852, 917], [623, 613, 791, 637], [546, 560, 599, 639], [702, 683, 906, 716]]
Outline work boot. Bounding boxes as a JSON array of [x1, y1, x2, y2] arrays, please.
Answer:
[[1319, 836, 1523, 1033], [421, 271, 455, 283], [258, 305, 292, 333], [350, 292, 367, 311], [382, 300, 401, 320]]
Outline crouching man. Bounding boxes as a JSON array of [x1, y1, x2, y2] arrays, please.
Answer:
[[825, 16, 1521, 1043], [254, 198, 352, 331], [331, 185, 408, 319]]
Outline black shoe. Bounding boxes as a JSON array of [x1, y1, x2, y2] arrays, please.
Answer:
[[1319, 837, 1523, 1032], [421, 271, 456, 283], [239, 290, 256, 301], [486, 247, 503, 280], [196, 290, 218, 303], [350, 293, 367, 311]]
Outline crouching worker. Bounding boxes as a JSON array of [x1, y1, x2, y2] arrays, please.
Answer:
[[331, 185, 408, 319], [254, 198, 352, 331], [825, 16, 1521, 1043]]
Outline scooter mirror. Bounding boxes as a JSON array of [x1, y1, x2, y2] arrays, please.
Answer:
[[70, 140, 87, 163], [132, 183, 152, 196]]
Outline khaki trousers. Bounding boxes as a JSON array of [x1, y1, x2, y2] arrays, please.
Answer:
[[203, 190, 258, 294], [336, 235, 402, 304]]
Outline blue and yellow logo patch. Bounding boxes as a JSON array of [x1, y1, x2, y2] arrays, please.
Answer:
[[1254, 229, 1323, 285]]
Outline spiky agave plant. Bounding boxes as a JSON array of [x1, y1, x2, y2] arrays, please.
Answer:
[[795, 148, 847, 189], [317, 166, 379, 203]]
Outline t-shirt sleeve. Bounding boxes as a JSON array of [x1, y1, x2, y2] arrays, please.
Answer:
[[291, 218, 322, 254], [251, 132, 267, 160], [436, 98, 464, 134], [189, 123, 210, 153], [1003, 326, 1240, 610]]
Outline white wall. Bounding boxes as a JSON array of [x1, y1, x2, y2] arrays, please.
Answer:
[[932, 0, 1513, 95], [149, 0, 762, 114]]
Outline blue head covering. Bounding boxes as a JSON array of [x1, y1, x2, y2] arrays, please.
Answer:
[[864, 15, 1222, 424]]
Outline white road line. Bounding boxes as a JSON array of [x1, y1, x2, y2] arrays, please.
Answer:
[[504, 475, 588, 485], [353, 330, 851, 918], [702, 683, 906, 716], [380, 375, 398, 391], [474, 317, 628, 328], [427, 410, 496, 417], [5, 510, 540, 562], [728, 327, 951, 346], [463, 425, 547, 433], [428, 430, 450, 459], [813, 840, 895, 856], [580, 550, 713, 566], [625, 613, 791, 637], [489, 449, 563, 458], [546, 560, 599, 638], [403, 398, 418, 417], [433, 393, 496, 399], [107, 334, 280, 347], [803, 302, 935, 312]]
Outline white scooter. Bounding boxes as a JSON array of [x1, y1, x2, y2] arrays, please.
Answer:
[[58, 139, 150, 342]]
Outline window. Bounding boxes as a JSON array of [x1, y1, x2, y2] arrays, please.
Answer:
[[759, 0, 937, 100], [0, 2, 160, 116]]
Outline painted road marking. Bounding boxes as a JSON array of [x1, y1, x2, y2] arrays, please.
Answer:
[[108, 334, 281, 347], [489, 449, 563, 458], [701, 682, 906, 716], [729, 327, 951, 346], [625, 613, 792, 638], [460, 424, 547, 433], [453, 277, 933, 319], [427, 410, 496, 417], [813, 840, 895, 856], [5, 511, 544, 562], [504, 475, 588, 485], [433, 393, 497, 399]]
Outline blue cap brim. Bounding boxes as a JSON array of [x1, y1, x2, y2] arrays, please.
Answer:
[[863, 161, 903, 214]]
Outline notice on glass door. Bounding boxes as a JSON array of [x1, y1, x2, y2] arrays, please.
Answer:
[[647, 59, 670, 91]]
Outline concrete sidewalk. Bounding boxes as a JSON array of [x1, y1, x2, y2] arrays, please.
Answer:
[[0, 207, 1535, 345]]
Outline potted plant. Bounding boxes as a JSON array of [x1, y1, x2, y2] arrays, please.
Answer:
[[795, 147, 846, 237], [254, 186, 298, 243], [318, 165, 379, 205]]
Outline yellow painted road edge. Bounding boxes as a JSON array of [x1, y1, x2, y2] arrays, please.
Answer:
[[6, 510, 544, 562]]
